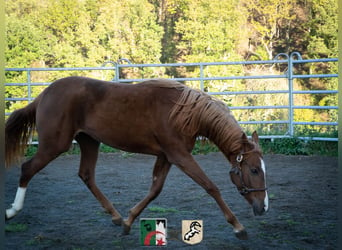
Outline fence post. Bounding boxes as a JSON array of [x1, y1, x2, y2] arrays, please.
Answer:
[[274, 53, 290, 136], [116, 58, 132, 82], [27, 70, 32, 102], [27, 69, 33, 145], [200, 63, 204, 91], [101, 61, 118, 81], [288, 52, 302, 137]]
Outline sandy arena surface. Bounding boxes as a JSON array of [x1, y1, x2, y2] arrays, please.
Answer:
[[5, 152, 338, 249]]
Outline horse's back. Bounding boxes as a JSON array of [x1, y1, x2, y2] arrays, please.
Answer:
[[40, 76, 183, 101], [37, 76, 183, 116], [35, 76, 186, 153]]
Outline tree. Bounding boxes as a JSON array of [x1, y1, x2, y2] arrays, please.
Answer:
[[6, 0, 164, 68], [169, 0, 247, 91], [175, 0, 246, 63], [149, 0, 188, 63], [243, 0, 296, 60], [306, 0, 337, 58], [91, 0, 163, 64]]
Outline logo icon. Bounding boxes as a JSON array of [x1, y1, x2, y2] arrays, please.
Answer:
[[140, 218, 167, 246], [182, 220, 203, 245]]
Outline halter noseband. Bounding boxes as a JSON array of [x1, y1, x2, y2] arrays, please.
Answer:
[[230, 153, 268, 196]]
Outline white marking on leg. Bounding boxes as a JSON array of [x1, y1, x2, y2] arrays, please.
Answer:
[[6, 187, 27, 219], [260, 158, 269, 212]]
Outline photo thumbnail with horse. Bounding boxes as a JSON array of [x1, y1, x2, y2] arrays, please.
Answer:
[[182, 220, 203, 245]]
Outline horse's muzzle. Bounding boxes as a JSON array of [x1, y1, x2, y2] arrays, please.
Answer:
[[252, 200, 267, 216]]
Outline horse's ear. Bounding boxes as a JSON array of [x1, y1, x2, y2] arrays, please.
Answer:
[[241, 132, 248, 141], [251, 131, 259, 144]]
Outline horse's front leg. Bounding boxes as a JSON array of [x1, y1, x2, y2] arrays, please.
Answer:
[[171, 152, 248, 240], [123, 154, 171, 234]]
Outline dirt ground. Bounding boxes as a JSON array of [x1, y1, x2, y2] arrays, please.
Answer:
[[5, 152, 338, 250]]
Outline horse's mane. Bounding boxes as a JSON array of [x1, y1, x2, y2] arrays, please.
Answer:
[[169, 85, 244, 153]]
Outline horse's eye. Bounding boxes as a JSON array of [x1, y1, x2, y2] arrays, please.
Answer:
[[251, 168, 258, 175]]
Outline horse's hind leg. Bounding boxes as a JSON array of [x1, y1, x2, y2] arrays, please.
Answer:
[[76, 133, 123, 225], [6, 142, 71, 219], [123, 154, 171, 234], [6, 154, 53, 219]]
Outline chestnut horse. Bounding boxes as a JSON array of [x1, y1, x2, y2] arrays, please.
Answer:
[[5, 76, 268, 239]]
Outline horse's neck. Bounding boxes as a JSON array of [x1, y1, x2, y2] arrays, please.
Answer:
[[199, 117, 243, 157]]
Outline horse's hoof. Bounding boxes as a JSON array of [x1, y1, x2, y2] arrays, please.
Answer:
[[112, 216, 123, 226], [5, 208, 17, 220], [122, 221, 131, 235], [234, 229, 248, 240]]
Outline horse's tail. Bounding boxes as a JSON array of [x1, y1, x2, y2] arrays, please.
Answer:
[[5, 97, 40, 168]]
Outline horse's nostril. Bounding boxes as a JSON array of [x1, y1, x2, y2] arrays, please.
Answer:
[[252, 200, 267, 216]]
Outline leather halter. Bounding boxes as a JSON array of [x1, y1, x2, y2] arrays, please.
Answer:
[[230, 153, 268, 196]]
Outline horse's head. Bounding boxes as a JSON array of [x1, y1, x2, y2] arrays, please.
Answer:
[[229, 131, 269, 216]]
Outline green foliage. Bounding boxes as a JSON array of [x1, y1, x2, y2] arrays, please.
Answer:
[[244, 0, 297, 60], [6, 0, 337, 67], [25, 144, 38, 157], [5, 0, 338, 152], [175, 0, 245, 62], [307, 0, 338, 58], [192, 135, 337, 156], [192, 140, 219, 155], [99, 144, 120, 153], [6, 0, 164, 69], [261, 137, 310, 155], [260, 138, 337, 156], [6, 16, 47, 68]]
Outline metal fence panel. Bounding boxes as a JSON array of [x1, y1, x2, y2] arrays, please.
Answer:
[[5, 52, 338, 142]]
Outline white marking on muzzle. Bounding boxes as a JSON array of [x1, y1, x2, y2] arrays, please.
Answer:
[[6, 187, 27, 219], [260, 158, 269, 212]]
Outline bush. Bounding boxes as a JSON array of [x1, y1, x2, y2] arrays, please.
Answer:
[[260, 138, 337, 156]]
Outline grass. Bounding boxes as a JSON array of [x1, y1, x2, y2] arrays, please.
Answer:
[[5, 223, 28, 232], [147, 206, 178, 214]]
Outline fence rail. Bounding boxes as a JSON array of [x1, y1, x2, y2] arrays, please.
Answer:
[[5, 52, 338, 142]]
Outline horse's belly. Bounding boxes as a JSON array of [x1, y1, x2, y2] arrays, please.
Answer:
[[83, 125, 162, 155]]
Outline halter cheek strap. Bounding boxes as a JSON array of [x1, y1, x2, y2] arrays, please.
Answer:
[[230, 154, 243, 175], [230, 153, 267, 196]]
